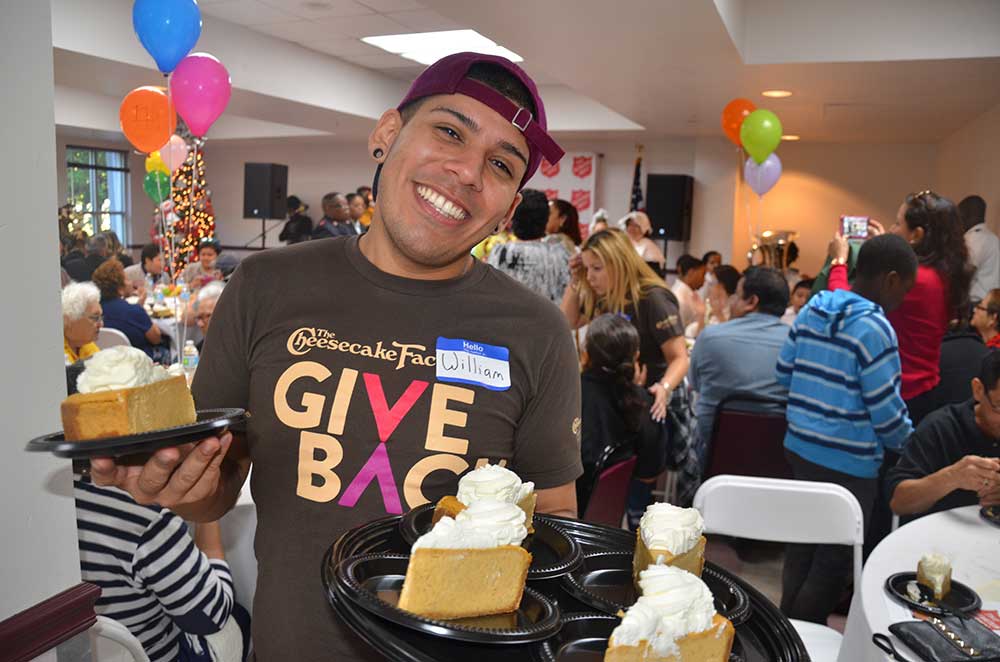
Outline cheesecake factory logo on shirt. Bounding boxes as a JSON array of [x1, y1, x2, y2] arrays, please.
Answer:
[[286, 326, 436, 371], [279, 328, 516, 515]]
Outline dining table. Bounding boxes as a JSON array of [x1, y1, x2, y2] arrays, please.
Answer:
[[838, 505, 1000, 661]]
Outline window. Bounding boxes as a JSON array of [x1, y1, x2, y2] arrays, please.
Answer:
[[66, 146, 130, 241]]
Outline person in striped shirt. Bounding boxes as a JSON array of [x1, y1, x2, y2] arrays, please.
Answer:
[[75, 477, 250, 661], [775, 233, 917, 624]]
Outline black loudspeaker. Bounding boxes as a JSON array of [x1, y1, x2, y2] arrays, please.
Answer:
[[243, 163, 288, 219], [645, 174, 693, 241]]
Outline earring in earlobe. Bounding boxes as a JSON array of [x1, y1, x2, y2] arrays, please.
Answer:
[[373, 148, 384, 159]]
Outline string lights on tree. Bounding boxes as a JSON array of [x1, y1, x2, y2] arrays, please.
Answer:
[[167, 123, 215, 275]]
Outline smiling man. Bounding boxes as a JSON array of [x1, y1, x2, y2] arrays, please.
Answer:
[[90, 53, 579, 661]]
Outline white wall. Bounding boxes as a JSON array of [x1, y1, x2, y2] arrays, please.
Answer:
[[731, 141, 938, 274], [936, 101, 1000, 232], [0, 0, 82, 620]]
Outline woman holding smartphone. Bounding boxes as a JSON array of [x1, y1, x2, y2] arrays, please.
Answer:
[[828, 192, 972, 424]]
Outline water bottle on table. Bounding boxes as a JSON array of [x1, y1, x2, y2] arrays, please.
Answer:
[[182, 340, 199, 385]]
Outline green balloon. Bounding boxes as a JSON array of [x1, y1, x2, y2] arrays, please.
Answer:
[[740, 109, 783, 164], [143, 170, 171, 204]]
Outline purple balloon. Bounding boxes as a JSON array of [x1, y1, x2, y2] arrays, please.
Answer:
[[744, 153, 782, 197], [169, 53, 232, 138]]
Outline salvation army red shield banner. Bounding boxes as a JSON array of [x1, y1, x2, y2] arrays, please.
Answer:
[[527, 150, 598, 227]]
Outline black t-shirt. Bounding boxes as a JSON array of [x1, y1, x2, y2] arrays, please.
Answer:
[[887, 399, 1000, 517], [192, 236, 582, 662], [624, 286, 684, 386]]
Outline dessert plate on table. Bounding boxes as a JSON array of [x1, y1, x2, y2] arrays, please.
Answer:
[[885, 572, 982, 617], [532, 612, 749, 662], [561, 552, 752, 625], [333, 553, 561, 644], [25, 408, 247, 460], [398, 503, 582, 580], [981, 505, 1000, 527]]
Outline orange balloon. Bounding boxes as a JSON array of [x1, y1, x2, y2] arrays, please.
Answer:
[[119, 86, 176, 154], [721, 98, 757, 147]]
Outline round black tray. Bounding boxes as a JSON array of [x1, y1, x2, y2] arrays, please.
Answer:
[[560, 551, 752, 625], [322, 514, 808, 662], [885, 572, 983, 617], [25, 408, 246, 459], [399, 502, 583, 580]]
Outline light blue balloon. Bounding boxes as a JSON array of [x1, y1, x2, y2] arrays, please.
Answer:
[[132, 0, 202, 74]]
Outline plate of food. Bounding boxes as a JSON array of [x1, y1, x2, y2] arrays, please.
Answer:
[[398, 464, 582, 579], [26, 347, 245, 459], [885, 554, 981, 617]]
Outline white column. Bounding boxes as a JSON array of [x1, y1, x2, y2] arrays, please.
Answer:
[[0, 0, 82, 619]]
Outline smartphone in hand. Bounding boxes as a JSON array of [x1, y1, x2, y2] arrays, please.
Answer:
[[841, 216, 870, 240]]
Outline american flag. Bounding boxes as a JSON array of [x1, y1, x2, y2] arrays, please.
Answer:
[[629, 153, 643, 211]]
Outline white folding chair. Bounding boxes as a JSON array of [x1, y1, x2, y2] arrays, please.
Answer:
[[96, 327, 131, 350], [693, 475, 865, 662], [89, 615, 149, 662]]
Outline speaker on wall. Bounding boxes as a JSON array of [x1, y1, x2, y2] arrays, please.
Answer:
[[645, 174, 693, 241], [243, 163, 289, 219]]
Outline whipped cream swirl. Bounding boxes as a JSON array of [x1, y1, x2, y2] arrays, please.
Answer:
[[412, 499, 528, 550], [639, 502, 704, 555], [610, 565, 716, 656], [77, 346, 183, 394], [456, 464, 534, 506]]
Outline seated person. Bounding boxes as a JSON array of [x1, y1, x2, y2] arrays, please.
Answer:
[[781, 278, 815, 325], [972, 288, 1000, 349], [932, 305, 991, 407], [195, 281, 225, 352], [690, 267, 790, 467], [706, 264, 740, 324], [124, 243, 166, 294], [91, 259, 170, 363], [182, 238, 225, 291], [62, 281, 102, 365], [75, 477, 250, 661], [889, 351, 1000, 520], [578, 313, 668, 514]]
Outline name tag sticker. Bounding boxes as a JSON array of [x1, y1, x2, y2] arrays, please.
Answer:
[[435, 337, 511, 391]]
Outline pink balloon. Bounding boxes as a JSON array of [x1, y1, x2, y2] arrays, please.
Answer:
[[744, 153, 782, 197], [160, 134, 190, 172], [169, 52, 231, 137]]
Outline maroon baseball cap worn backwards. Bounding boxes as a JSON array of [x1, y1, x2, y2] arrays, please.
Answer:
[[398, 52, 564, 188]]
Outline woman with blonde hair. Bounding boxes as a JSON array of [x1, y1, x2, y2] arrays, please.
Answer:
[[561, 229, 688, 423]]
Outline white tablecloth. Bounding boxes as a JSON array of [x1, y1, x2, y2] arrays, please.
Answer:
[[838, 506, 1000, 661]]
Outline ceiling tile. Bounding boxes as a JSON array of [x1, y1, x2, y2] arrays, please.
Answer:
[[201, 0, 298, 25], [300, 40, 386, 57], [337, 13, 412, 37], [341, 52, 414, 69], [358, 0, 425, 11], [260, 0, 375, 19], [256, 19, 350, 42], [386, 9, 462, 32]]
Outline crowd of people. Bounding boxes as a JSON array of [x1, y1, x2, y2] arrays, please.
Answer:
[[54, 51, 999, 659]]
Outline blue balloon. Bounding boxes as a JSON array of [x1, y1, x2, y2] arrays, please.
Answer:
[[132, 0, 202, 74]]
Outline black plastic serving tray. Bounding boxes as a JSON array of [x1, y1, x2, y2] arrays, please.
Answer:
[[321, 512, 808, 662]]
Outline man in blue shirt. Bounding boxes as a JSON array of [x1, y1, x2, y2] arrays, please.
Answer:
[[690, 266, 790, 467], [776, 234, 917, 624]]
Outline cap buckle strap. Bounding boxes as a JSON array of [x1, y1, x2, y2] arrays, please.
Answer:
[[511, 107, 532, 132]]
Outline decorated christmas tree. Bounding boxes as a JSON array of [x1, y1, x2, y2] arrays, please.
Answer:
[[168, 123, 215, 276]]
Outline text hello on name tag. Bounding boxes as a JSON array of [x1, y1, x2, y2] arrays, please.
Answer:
[[435, 337, 511, 391]]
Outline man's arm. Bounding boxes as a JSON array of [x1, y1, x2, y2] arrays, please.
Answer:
[[535, 482, 577, 519], [891, 455, 1000, 515]]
